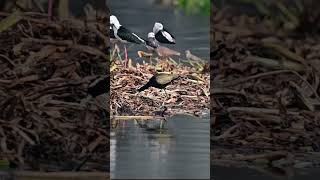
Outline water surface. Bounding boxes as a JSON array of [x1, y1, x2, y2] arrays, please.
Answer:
[[111, 114, 210, 179], [108, 0, 210, 61]]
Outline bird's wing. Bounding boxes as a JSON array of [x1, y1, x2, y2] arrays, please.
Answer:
[[156, 74, 175, 85], [162, 29, 175, 43], [117, 27, 145, 44]]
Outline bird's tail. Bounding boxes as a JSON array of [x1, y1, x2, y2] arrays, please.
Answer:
[[137, 82, 150, 92]]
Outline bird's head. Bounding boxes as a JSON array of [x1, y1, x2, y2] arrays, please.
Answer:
[[153, 22, 163, 33], [148, 32, 155, 38], [110, 15, 121, 29]]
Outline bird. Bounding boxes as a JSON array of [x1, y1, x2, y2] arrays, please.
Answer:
[[87, 76, 109, 98], [109, 17, 118, 42], [110, 15, 145, 66], [146, 32, 159, 50], [80, 75, 110, 122], [138, 73, 178, 92], [80, 76, 109, 121], [144, 32, 180, 58], [138, 73, 179, 107], [185, 50, 204, 62], [153, 22, 175, 44]]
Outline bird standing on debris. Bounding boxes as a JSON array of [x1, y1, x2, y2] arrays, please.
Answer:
[[153, 22, 176, 44], [110, 15, 145, 66], [138, 73, 178, 92], [138, 73, 179, 107], [81, 76, 109, 120]]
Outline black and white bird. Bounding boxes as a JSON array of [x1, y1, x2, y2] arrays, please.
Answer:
[[153, 22, 176, 44], [145, 32, 180, 58], [110, 15, 145, 66], [146, 32, 159, 50]]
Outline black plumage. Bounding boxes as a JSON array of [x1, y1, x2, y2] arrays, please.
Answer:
[[115, 26, 145, 44], [155, 28, 175, 44], [88, 76, 109, 98], [110, 27, 115, 39], [138, 73, 178, 92]]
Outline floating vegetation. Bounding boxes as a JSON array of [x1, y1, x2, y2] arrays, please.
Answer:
[[110, 57, 210, 124], [212, 2, 320, 169], [0, 11, 109, 171]]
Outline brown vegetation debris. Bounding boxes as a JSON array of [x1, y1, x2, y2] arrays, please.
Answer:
[[0, 12, 109, 171], [212, 2, 320, 167], [110, 59, 209, 119]]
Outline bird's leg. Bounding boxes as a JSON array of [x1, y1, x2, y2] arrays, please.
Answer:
[[160, 89, 168, 107], [124, 45, 128, 67], [164, 89, 168, 99], [48, 0, 53, 21]]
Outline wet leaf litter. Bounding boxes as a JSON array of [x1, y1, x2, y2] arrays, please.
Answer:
[[211, 1, 320, 170], [110, 57, 210, 122], [0, 11, 109, 171]]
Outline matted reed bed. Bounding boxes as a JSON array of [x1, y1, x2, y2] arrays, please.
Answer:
[[211, 1, 320, 169], [110, 58, 210, 122], [0, 11, 109, 171]]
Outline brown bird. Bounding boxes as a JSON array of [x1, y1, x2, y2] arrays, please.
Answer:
[[185, 50, 204, 62]]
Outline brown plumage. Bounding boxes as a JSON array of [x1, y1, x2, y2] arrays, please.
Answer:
[[138, 73, 179, 92]]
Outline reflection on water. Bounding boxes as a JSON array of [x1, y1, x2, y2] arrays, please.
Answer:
[[111, 114, 210, 179], [108, 0, 210, 61]]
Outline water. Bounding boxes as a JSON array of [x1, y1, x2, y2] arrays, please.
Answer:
[[108, 0, 210, 61], [111, 114, 210, 179], [109, 2, 210, 178]]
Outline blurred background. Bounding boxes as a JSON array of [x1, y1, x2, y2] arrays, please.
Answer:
[[108, 0, 210, 62]]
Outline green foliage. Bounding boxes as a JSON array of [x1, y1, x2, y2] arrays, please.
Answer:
[[177, 0, 210, 16]]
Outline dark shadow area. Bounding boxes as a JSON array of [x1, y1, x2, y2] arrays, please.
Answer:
[[211, 0, 320, 179], [0, 0, 109, 179]]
